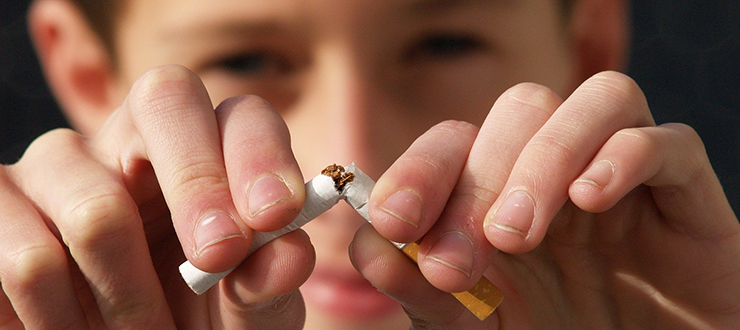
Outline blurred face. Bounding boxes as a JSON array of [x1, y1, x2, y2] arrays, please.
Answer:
[[110, 0, 577, 328]]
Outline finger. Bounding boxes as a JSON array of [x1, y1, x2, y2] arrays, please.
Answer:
[[415, 83, 563, 292], [369, 120, 478, 243], [569, 123, 737, 237], [11, 130, 175, 329], [216, 95, 305, 232], [0, 164, 88, 329], [213, 230, 314, 330], [350, 223, 499, 328], [484, 71, 655, 253], [120, 65, 252, 272]]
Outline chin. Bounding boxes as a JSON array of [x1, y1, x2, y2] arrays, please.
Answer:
[[303, 300, 411, 330], [300, 269, 411, 329]]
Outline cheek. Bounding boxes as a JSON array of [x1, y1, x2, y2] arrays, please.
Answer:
[[389, 58, 511, 131]]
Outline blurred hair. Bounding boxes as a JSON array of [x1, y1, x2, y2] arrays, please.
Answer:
[[68, 0, 576, 61]]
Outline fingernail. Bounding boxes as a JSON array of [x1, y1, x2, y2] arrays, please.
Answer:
[[574, 160, 615, 189], [426, 231, 475, 278], [489, 190, 535, 238], [248, 175, 292, 217], [379, 189, 422, 228], [194, 210, 242, 255]]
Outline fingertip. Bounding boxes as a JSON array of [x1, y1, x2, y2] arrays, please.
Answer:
[[243, 172, 305, 232], [418, 231, 479, 293], [369, 187, 424, 242], [483, 188, 541, 254], [349, 223, 421, 293], [483, 225, 535, 255], [189, 209, 252, 273], [568, 180, 616, 213], [131, 65, 201, 93], [349, 223, 397, 275], [126, 65, 207, 110]]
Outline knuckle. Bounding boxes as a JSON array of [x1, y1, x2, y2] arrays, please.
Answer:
[[136, 65, 200, 93], [528, 131, 579, 167], [2, 243, 67, 292], [614, 127, 659, 152], [401, 120, 477, 176], [168, 161, 228, 196], [663, 122, 705, 151], [659, 123, 709, 181], [106, 297, 168, 328], [17, 129, 84, 165], [430, 120, 480, 148], [222, 94, 274, 112], [0, 165, 8, 184], [245, 291, 304, 329], [500, 82, 561, 118], [454, 178, 503, 213], [584, 71, 649, 119], [587, 71, 639, 94], [62, 187, 139, 249], [216, 94, 290, 156], [250, 291, 295, 314], [432, 120, 479, 137], [401, 152, 455, 186], [127, 64, 207, 117]]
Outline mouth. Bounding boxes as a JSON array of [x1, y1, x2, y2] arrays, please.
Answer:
[[300, 265, 401, 321]]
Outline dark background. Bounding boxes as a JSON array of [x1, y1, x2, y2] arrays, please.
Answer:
[[2, 1, 739, 214]]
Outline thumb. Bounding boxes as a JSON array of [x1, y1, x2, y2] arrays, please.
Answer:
[[211, 230, 315, 330], [350, 224, 500, 329]]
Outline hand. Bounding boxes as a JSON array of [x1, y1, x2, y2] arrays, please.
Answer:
[[0, 65, 312, 329], [351, 71, 740, 329]]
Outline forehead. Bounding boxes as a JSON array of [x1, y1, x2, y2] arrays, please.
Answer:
[[124, 0, 500, 16], [113, 0, 567, 86], [120, 0, 527, 33]]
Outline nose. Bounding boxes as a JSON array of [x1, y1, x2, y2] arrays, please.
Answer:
[[288, 46, 409, 180], [285, 45, 411, 259]]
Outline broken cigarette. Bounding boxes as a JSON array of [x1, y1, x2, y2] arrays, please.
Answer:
[[179, 163, 503, 320]]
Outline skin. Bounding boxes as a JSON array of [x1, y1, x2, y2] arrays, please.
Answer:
[[0, 0, 738, 329]]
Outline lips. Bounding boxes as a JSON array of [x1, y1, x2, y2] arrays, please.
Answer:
[[301, 265, 401, 321]]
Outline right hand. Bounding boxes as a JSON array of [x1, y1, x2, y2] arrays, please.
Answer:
[[0, 65, 311, 329]]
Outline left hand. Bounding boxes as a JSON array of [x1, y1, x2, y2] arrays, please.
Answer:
[[349, 71, 740, 329]]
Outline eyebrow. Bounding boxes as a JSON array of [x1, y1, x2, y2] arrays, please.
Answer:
[[166, 0, 496, 41], [164, 19, 289, 43]]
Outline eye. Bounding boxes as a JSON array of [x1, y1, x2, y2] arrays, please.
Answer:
[[404, 33, 485, 62], [216, 51, 292, 77]]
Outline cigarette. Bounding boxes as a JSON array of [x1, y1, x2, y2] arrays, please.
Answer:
[[179, 163, 503, 320]]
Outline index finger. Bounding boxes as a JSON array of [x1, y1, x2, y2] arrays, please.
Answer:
[[118, 65, 303, 272]]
